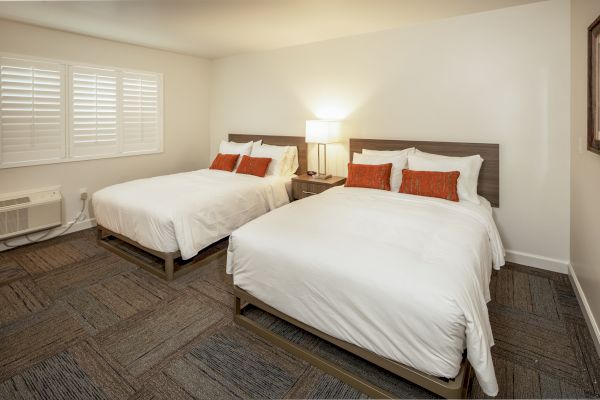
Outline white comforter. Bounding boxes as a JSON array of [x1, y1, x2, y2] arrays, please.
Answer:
[[227, 186, 504, 396], [93, 169, 290, 259]]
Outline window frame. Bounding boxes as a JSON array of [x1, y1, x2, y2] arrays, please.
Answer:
[[0, 52, 164, 169]]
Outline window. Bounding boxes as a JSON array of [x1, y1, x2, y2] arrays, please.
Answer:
[[0, 57, 65, 166], [0, 54, 163, 168], [70, 67, 119, 157]]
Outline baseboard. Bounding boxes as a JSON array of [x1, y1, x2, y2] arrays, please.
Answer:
[[568, 264, 600, 357], [0, 217, 97, 252], [505, 249, 569, 274]]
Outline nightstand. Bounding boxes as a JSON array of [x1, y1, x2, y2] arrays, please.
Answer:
[[291, 174, 346, 200]]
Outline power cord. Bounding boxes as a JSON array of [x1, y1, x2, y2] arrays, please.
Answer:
[[1, 198, 87, 248]]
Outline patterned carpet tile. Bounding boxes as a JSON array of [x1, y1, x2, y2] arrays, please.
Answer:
[[487, 266, 600, 398], [170, 324, 307, 399], [554, 279, 589, 325], [568, 321, 600, 395], [13, 238, 106, 276], [304, 371, 368, 399], [313, 340, 436, 399], [0, 257, 28, 286], [0, 278, 51, 327], [470, 355, 588, 399], [95, 290, 227, 378], [0, 351, 108, 400], [68, 338, 139, 400], [129, 371, 195, 400], [63, 270, 177, 334], [490, 265, 562, 320], [35, 253, 135, 299], [0, 305, 86, 382], [287, 365, 368, 399], [168, 256, 231, 292], [188, 279, 233, 309], [491, 314, 577, 369], [164, 357, 242, 400]]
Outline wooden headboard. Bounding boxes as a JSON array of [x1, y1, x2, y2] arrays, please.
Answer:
[[228, 133, 308, 175], [349, 138, 500, 207]]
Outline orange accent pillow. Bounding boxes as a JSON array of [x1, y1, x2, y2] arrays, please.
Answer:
[[400, 169, 460, 202], [236, 155, 272, 177], [345, 163, 392, 191], [209, 153, 240, 172]]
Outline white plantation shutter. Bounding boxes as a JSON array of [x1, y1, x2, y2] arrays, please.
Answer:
[[0, 57, 65, 166], [0, 53, 163, 168], [122, 72, 161, 153], [69, 67, 119, 157]]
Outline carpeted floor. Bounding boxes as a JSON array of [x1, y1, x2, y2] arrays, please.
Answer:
[[0, 228, 599, 399]]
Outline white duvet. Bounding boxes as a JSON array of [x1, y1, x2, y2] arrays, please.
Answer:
[[93, 169, 290, 259], [227, 186, 504, 396]]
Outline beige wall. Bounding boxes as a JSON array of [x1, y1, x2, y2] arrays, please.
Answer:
[[0, 19, 211, 245], [210, 0, 571, 272], [570, 0, 600, 347]]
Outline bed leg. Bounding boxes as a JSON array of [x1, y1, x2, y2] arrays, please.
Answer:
[[96, 226, 105, 241], [234, 295, 241, 316], [165, 255, 174, 281]]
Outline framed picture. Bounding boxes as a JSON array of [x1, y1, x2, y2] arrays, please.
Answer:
[[588, 15, 600, 154]]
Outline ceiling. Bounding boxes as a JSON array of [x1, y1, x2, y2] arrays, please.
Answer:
[[0, 0, 542, 59]]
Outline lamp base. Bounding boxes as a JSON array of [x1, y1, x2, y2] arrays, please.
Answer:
[[314, 173, 332, 180]]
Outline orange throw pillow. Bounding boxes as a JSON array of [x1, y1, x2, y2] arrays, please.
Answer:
[[400, 169, 460, 202], [210, 153, 240, 172], [345, 163, 392, 191], [236, 155, 272, 177]]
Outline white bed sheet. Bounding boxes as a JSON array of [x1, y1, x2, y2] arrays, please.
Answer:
[[93, 169, 290, 259], [227, 186, 505, 396]]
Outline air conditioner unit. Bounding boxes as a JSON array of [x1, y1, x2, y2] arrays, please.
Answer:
[[0, 188, 62, 240]]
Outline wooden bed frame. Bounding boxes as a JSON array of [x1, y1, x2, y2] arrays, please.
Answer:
[[97, 133, 307, 281], [234, 286, 472, 399], [233, 138, 499, 398]]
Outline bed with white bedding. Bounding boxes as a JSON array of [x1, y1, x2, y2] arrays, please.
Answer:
[[228, 138, 503, 398], [94, 169, 291, 259], [93, 133, 307, 281]]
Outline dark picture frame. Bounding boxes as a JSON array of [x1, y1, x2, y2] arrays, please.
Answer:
[[588, 14, 600, 155]]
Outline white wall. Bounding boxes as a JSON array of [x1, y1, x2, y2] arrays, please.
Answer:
[[570, 0, 600, 350], [210, 0, 571, 271], [0, 19, 211, 246]]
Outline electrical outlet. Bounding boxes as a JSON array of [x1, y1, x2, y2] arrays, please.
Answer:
[[80, 188, 88, 201]]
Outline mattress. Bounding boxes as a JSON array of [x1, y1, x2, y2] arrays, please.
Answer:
[[227, 186, 505, 396], [93, 169, 290, 259]]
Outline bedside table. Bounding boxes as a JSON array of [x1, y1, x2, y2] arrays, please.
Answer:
[[292, 174, 346, 200]]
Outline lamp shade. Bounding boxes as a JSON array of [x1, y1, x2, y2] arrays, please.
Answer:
[[305, 120, 341, 144]]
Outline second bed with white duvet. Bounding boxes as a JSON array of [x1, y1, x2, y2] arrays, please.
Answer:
[[227, 186, 505, 396]]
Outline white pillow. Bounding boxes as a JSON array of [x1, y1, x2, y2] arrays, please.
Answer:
[[254, 144, 299, 176], [287, 146, 299, 176], [363, 147, 416, 157], [353, 152, 408, 192], [252, 140, 262, 152], [408, 152, 483, 204], [251, 144, 290, 176], [219, 140, 253, 170]]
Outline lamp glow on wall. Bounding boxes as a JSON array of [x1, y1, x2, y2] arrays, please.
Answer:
[[305, 120, 341, 179]]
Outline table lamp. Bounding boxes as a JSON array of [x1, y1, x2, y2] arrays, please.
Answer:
[[305, 120, 340, 179]]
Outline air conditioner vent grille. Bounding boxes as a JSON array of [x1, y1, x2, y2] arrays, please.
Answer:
[[0, 197, 30, 208], [0, 190, 61, 240], [0, 210, 28, 237]]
